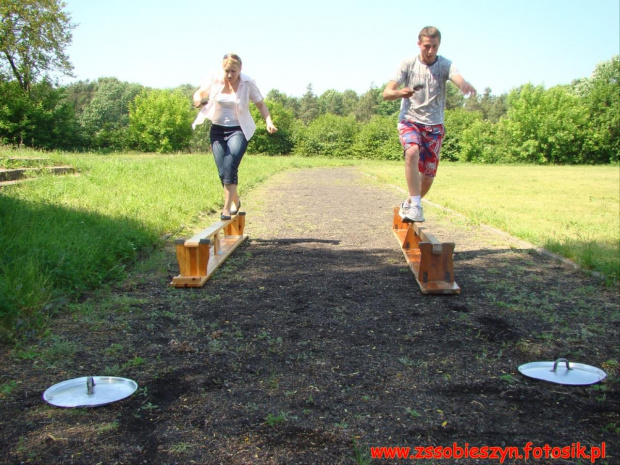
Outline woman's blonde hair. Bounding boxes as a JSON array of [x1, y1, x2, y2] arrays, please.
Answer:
[[222, 53, 242, 70]]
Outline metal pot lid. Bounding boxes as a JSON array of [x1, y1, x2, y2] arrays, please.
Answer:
[[518, 358, 607, 385], [43, 376, 138, 408]]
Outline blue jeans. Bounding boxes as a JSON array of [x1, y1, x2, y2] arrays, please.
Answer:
[[210, 125, 248, 185]]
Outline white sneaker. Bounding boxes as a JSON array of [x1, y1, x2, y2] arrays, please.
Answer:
[[399, 201, 425, 222]]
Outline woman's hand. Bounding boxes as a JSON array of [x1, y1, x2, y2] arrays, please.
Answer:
[[256, 101, 277, 134], [193, 88, 208, 107], [266, 120, 278, 134]]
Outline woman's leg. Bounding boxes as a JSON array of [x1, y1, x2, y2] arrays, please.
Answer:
[[223, 184, 238, 216], [221, 131, 248, 214], [211, 127, 228, 186]]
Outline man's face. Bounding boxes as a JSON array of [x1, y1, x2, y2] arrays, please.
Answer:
[[418, 36, 440, 64]]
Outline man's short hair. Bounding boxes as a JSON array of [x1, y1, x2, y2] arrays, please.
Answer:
[[418, 26, 441, 42]]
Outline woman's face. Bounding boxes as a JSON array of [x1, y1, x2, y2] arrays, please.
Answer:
[[223, 65, 241, 84]]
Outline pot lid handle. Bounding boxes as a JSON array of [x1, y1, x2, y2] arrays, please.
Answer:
[[551, 358, 572, 372], [87, 377, 95, 395]]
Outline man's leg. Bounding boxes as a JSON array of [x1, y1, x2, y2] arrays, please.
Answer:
[[418, 123, 444, 198], [420, 174, 434, 198], [404, 145, 421, 198], [398, 121, 424, 221], [401, 144, 425, 222]]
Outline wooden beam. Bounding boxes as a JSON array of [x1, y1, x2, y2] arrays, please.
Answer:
[[392, 207, 460, 295], [171, 213, 248, 287]]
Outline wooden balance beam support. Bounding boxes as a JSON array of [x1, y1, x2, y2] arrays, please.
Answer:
[[171, 212, 248, 288], [392, 207, 460, 295]]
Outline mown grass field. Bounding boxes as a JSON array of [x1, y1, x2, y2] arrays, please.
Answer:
[[1, 150, 618, 342], [359, 162, 619, 281]]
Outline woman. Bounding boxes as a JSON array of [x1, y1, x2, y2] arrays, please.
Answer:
[[192, 53, 277, 220]]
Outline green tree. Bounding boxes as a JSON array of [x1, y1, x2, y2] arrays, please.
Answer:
[[459, 119, 506, 163], [502, 84, 589, 164], [79, 77, 143, 149], [355, 86, 381, 122], [64, 79, 97, 119], [128, 89, 194, 153], [266, 88, 300, 118], [318, 89, 346, 116], [298, 84, 319, 124], [0, 78, 79, 149], [341, 89, 359, 116], [0, 0, 75, 91], [464, 87, 507, 122], [580, 56, 620, 163], [375, 84, 400, 117]]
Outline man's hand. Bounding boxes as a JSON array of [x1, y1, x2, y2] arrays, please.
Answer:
[[383, 81, 422, 100], [459, 81, 476, 97], [452, 74, 477, 97], [399, 87, 414, 98]]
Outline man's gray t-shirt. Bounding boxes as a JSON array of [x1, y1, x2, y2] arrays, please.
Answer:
[[392, 55, 458, 125]]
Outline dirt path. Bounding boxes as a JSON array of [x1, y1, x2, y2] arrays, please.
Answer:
[[1, 167, 618, 464]]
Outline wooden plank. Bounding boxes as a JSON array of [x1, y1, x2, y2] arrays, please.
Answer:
[[415, 274, 461, 294], [418, 242, 455, 283], [184, 212, 246, 246], [205, 235, 248, 279], [413, 223, 443, 255], [171, 213, 248, 288], [392, 206, 460, 295], [171, 234, 247, 287], [225, 212, 246, 236], [174, 239, 192, 277], [185, 220, 230, 246]]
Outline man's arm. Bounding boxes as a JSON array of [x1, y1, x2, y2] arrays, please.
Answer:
[[382, 81, 416, 100], [450, 74, 476, 96]]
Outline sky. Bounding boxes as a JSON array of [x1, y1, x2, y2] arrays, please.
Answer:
[[61, 0, 620, 97]]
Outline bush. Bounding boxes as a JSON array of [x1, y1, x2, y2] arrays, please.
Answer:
[[128, 89, 194, 153], [442, 108, 483, 161], [460, 120, 506, 163], [248, 101, 295, 155], [294, 114, 359, 158], [502, 84, 590, 164], [351, 115, 401, 160]]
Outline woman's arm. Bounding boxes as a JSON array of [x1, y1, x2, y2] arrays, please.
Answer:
[[255, 101, 277, 134], [193, 78, 213, 107]]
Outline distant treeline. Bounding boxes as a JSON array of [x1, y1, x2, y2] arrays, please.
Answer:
[[0, 56, 617, 164]]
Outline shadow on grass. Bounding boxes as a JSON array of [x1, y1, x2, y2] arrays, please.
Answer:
[[0, 194, 160, 342]]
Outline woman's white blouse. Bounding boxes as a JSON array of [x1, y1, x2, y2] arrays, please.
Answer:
[[192, 72, 264, 140]]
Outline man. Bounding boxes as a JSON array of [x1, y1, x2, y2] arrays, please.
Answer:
[[383, 26, 476, 222]]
